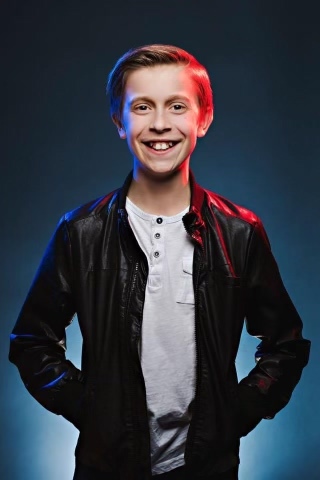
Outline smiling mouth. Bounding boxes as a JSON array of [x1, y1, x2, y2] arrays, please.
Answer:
[[142, 141, 180, 151]]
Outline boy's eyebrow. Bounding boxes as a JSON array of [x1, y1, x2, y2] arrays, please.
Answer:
[[129, 96, 152, 106], [129, 94, 191, 106]]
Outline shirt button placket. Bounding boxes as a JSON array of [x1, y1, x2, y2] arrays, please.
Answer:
[[152, 217, 164, 263]]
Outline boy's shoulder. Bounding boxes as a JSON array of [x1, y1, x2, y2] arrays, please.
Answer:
[[204, 187, 261, 228], [203, 187, 270, 246], [63, 189, 119, 226]]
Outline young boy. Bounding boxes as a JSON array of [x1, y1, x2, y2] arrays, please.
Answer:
[[9, 45, 310, 480]]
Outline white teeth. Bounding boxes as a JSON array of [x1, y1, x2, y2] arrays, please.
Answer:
[[147, 141, 175, 150], [156, 143, 167, 150]]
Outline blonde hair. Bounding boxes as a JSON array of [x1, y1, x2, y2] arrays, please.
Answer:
[[106, 44, 214, 122]]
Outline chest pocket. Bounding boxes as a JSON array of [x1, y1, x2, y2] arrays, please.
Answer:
[[176, 256, 195, 305]]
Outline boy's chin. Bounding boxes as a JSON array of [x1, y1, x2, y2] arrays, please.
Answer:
[[139, 167, 187, 182], [133, 159, 189, 179]]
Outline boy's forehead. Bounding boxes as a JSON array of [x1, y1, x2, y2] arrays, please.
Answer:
[[123, 64, 198, 101]]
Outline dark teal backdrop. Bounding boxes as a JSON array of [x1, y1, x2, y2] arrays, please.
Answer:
[[1, 1, 319, 479]]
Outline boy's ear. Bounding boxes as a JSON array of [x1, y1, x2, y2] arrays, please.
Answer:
[[197, 108, 214, 138], [112, 114, 126, 139]]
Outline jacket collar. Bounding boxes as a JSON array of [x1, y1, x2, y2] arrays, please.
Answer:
[[118, 170, 206, 247], [118, 170, 204, 209]]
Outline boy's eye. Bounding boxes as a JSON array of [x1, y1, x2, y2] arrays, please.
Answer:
[[171, 104, 186, 111], [135, 104, 149, 111]]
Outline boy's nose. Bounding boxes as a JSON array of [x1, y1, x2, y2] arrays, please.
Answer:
[[149, 111, 171, 132]]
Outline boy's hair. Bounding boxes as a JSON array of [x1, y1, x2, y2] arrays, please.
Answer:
[[107, 44, 214, 123]]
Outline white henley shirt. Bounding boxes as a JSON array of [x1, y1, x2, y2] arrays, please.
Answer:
[[126, 197, 196, 475]]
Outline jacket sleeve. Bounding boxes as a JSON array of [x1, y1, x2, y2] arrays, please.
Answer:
[[237, 218, 311, 437], [9, 216, 85, 429]]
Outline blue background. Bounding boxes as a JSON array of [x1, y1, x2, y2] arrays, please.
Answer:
[[1, 1, 319, 478]]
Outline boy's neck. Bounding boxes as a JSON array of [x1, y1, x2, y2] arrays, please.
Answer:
[[127, 168, 191, 216]]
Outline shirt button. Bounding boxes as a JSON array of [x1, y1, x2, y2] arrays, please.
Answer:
[[156, 217, 163, 224], [154, 233, 161, 239], [153, 251, 160, 258]]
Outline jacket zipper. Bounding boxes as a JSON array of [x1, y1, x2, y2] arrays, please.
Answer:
[[125, 257, 150, 475], [182, 221, 205, 462], [121, 209, 150, 475], [185, 247, 202, 461], [125, 261, 141, 469]]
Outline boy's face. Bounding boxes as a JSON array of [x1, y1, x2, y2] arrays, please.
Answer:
[[113, 64, 212, 179]]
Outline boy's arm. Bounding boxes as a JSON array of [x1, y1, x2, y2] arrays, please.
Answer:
[[9, 216, 85, 429], [236, 219, 311, 437]]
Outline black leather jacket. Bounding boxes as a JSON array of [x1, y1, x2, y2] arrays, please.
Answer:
[[9, 171, 310, 479]]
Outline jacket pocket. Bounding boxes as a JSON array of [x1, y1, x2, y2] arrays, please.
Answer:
[[55, 379, 86, 430], [235, 384, 265, 437], [213, 270, 242, 288]]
